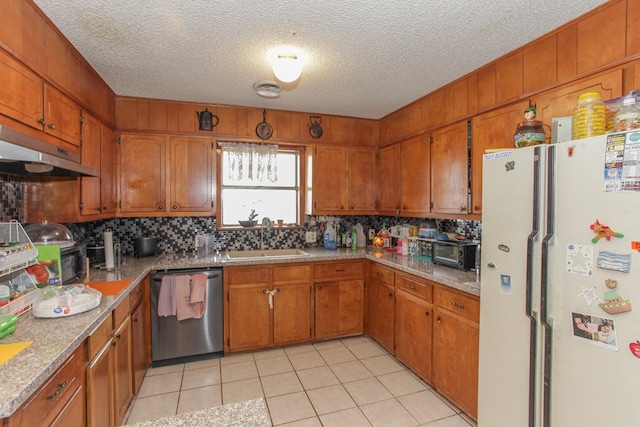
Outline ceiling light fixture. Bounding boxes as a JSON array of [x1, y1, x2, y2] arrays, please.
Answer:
[[272, 53, 302, 83], [253, 81, 283, 98]]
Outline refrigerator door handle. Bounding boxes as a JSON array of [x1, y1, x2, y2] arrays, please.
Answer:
[[541, 144, 556, 427], [525, 145, 542, 427]]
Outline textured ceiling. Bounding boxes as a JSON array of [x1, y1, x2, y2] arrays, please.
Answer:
[[33, 0, 608, 119]]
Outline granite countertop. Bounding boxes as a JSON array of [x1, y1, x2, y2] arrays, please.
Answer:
[[0, 246, 478, 419], [123, 398, 271, 427]]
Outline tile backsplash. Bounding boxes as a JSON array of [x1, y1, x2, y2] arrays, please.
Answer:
[[1, 174, 481, 253]]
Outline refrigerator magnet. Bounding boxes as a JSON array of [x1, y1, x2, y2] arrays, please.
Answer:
[[596, 250, 631, 273], [566, 244, 594, 276], [598, 279, 632, 315], [571, 311, 618, 351], [578, 285, 600, 306], [590, 219, 624, 243], [629, 341, 640, 358], [500, 274, 511, 295]]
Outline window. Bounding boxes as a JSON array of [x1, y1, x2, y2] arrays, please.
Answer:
[[219, 143, 303, 227]]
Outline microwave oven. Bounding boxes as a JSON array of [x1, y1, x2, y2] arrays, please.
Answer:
[[60, 243, 87, 285], [432, 240, 477, 271]]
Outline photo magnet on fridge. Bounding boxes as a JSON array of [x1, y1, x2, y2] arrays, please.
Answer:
[[571, 311, 618, 351]]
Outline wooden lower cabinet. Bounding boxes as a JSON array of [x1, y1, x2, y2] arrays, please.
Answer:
[[131, 299, 147, 395], [432, 287, 480, 419], [314, 261, 365, 340], [366, 262, 395, 352], [86, 299, 134, 427], [225, 264, 312, 352], [394, 274, 434, 383], [3, 343, 86, 427]]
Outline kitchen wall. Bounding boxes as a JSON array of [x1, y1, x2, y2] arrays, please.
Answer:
[[0, 175, 480, 253]]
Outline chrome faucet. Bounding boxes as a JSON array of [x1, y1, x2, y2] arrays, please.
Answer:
[[260, 217, 272, 250]]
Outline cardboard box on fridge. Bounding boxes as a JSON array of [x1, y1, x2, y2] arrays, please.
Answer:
[[26, 245, 62, 288]]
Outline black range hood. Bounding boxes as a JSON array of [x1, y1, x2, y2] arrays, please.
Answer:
[[0, 125, 99, 177]]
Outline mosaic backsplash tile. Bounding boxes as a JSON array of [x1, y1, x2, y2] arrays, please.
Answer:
[[1, 173, 481, 253]]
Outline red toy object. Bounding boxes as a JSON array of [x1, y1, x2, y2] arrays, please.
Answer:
[[590, 220, 624, 243]]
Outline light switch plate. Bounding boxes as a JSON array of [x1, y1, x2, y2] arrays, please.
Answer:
[[305, 231, 317, 243]]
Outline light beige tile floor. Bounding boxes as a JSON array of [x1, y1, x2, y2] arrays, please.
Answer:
[[124, 336, 477, 426]]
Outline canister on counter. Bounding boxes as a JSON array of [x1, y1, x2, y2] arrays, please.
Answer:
[[572, 91, 606, 139], [613, 97, 640, 132]]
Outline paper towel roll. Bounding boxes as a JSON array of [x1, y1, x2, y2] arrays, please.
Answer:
[[104, 229, 115, 270]]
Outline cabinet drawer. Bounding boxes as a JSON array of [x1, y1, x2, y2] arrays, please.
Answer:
[[396, 273, 432, 302], [226, 266, 271, 285], [273, 264, 312, 284], [113, 297, 131, 329], [129, 280, 144, 310], [7, 343, 85, 427], [315, 261, 364, 279], [367, 262, 394, 286], [87, 316, 112, 361], [434, 287, 480, 323]]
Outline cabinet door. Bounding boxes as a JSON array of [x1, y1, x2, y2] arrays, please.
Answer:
[[80, 111, 102, 216], [431, 121, 469, 214], [169, 136, 215, 213], [315, 279, 364, 340], [228, 284, 271, 351], [0, 49, 43, 129], [120, 134, 167, 213], [131, 300, 147, 395], [44, 84, 81, 147], [273, 283, 313, 345], [86, 339, 114, 427], [378, 143, 401, 216], [471, 100, 530, 214], [100, 126, 118, 215], [347, 146, 377, 214], [433, 308, 479, 419], [395, 290, 433, 382], [400, 134, 431, 216], [366, 279, 395, 352], [313, 145, 347, 213], [113, 316, 133, 426], [50, 385, 85, 427]]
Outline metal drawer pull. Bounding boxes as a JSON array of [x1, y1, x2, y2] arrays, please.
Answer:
[[336, 268, 346, 272], [451, 301, 465, 309], [406, 284, 416, 290], [46, 381, 67, 400]]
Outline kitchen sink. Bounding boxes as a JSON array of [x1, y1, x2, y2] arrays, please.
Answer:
[[226, 249, 309, 260]]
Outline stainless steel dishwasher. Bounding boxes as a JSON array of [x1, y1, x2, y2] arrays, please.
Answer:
[[150, 268, 223, 366]]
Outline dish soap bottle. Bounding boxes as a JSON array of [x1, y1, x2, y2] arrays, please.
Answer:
[[324, 223, 337, 250]]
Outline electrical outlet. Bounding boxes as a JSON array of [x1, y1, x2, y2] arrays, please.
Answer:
[[368, 229, 375, 240], [305, 231, 317, 243]]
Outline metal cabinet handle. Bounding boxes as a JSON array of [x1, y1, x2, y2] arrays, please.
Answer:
[[38, 118, 45, 126], [425, 310, 430, 316], [406, 284, 416, 290], [48, 123, 56, 130], [339, 205, 345, 210], [451, 301, 465, 309], [172, 205, 178, 210], [474, 205, 480, 211], [317, 285, 322, 290], [46, 381, 67, 400], [388, 292, 393, 297], [460, 206, 466, 212], [336, 268, 346, 272], [157, 205, 164, 210]]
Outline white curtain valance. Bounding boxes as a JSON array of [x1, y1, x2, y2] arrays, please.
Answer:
[[218, 142, 278, 183]]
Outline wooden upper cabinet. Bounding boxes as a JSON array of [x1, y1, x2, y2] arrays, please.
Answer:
[[534, 69, 623, 130], [354, 119, 378, 146], [378, 143, 402, 216], [119, 134, 167, 214], [330, 116, 355, 143], [430, 121, 468, 215], [576, 0, 627, 74], [169, 136, 215, 213], [347, 147, 377, 214], [471, 100, 530, 214], [80, 112, 102, 216], [496, 52, 523, 104], [100, 126, 118, 215], [523, 34, 558, 94], [44, 84, 82, 147], [313, 145, 348, 213], [400, 134, 431, 217], [0, 48, 44, 130]]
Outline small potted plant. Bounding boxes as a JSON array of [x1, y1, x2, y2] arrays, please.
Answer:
[[239, 209, 259, 227]]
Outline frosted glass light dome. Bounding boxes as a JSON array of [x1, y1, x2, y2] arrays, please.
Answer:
[[272, 53, 302, 83]]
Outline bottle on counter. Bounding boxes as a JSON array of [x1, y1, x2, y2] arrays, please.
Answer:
[[351, 228, 357, 250], [401, 237, 409, 256], [324, 223, 337, 250], [396, 238, 403, 255]]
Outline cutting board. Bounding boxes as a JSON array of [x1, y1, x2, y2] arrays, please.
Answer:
[[85, 280, 132, 296], [0, 341, 32, 366]]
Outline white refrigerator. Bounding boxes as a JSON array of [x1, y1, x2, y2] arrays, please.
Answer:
[[478, 131, 640, 427]]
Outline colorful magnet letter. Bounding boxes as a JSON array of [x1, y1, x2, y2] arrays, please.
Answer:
[[487, 262, 497, 270], [498, 244, 510, 253], [632, 241, 640, 252], [590, 219, 624, 243], [505, 161, 515, 171], [630, 341, 640, 358], [598, 279, 632, 315], [596, 250, 631, 273]]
